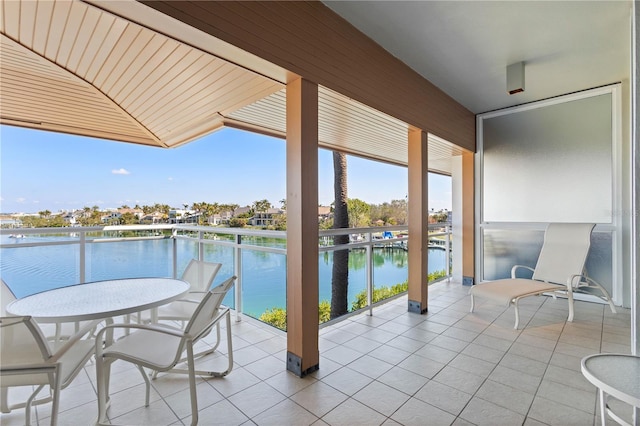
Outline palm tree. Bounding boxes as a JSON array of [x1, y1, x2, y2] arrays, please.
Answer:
[[331, 151, 349, 319]]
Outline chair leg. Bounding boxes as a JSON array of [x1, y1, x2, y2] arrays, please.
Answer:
[[50, 368, 62, 426], [136, 365, 151, 407], [187, 344, 198, 426], [513, 300, 520, 330], [592, 281, 617, 314], [567, 288, 575, 322], [1, 387, 9, 413], [96, 356, 109, 424], [470, 294, 475, 313]]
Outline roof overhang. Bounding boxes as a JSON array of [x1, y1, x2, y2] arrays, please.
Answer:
[[0, 0, 468, 174]]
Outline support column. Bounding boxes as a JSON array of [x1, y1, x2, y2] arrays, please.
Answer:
[[461, 151, 475, 286], [286, 78, 320, 376], [407, 128, 429, 314]]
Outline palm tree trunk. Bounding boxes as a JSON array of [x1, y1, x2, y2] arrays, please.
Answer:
[[331, 151, 349, 319]]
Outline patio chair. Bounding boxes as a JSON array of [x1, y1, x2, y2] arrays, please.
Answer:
[[1, 279, 16, 316], [95, 276, 236, 426], [0, 316, 97, 426], [469, 223, 616, 329], [137, 259, 222, 325]]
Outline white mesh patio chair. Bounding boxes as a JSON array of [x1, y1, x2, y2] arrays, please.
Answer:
[[470, 223, 616, 329], [95, 276, 236, 426], [1, 279, 16, 316], [0, 316, 97, 426], [137, 259, 222, 325]]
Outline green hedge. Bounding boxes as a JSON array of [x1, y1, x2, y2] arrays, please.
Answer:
[[259, 270, 447, 330]]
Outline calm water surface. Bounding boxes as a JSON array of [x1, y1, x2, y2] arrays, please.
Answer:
[[1, 235, 447, 317]]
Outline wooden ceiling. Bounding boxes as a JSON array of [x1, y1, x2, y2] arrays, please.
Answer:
[[0, 0, 466, 173]]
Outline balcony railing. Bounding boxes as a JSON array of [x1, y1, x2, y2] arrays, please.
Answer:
[[0, 223, 451, 326]]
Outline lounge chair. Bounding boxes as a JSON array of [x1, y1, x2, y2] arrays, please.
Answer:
[[470, 223, 616, 329]]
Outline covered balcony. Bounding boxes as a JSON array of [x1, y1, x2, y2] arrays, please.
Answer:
[[0, 278, 630, 425], [1, 0, 638, 425]]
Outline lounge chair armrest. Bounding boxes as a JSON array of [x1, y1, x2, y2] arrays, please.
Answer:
[[570, 274, 603, 289], [511, 265, 534, 278]]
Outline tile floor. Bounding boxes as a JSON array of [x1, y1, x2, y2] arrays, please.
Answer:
[[1, 280, 634, 426]]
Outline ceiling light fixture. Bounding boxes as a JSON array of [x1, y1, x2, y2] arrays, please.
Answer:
[[507, 61, 525, 95]]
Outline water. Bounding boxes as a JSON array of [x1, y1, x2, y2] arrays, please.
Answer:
[[0, 235, 447, 318]]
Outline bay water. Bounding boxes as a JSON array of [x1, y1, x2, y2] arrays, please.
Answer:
[[1, 235, 447, 318]]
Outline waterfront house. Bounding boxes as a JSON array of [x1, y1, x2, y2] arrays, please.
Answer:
[[0, 1, 637, 425], [318, 205, 332, 222], [250, 208, 285, 227]]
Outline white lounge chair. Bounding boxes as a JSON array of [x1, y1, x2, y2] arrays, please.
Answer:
[[470, 223, 616, 329]]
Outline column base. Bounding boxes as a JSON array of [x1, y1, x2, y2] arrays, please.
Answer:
[[463, 276, 475, 286], [286, 351, 319, 377], [408, 300, 428, 314]]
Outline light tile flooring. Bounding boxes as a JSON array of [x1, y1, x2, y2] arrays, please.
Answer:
[[1, 280, 634, 426]]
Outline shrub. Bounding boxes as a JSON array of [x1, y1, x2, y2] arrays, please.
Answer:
[[351, 270, 447, 311], [260, 300, 332, 331], [259, 307, 287, 330], [228, 217, 247, 228]]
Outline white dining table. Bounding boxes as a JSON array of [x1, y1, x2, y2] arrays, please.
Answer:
[[5, 277, 190, 323], [581, 353, 640, 426]]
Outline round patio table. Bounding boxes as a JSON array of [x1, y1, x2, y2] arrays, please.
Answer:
[[581, 353, 640, 426], [5, 277, 190, 323]]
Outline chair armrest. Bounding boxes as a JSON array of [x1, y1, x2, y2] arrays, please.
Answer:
[[511, 265, 534, 278], [95, 322, 184, 342], [48, 319, 103, 363]]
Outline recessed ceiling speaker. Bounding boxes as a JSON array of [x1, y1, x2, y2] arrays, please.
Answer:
[[507, 61, 525, 95]]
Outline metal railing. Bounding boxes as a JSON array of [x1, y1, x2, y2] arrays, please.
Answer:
[[1, 223, 452, 324]]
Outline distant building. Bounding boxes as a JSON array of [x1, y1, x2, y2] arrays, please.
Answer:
[[168, 209, 198, 224], [140, 212, 165, 224], [318, 206, 332, 222], [250, 208, 284, 227]]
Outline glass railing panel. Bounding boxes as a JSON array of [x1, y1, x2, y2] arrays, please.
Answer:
[[241, 249, 286, 322], [86, 238, 173, 282], [317, 249, 368, 320], [1, 233, 80, 297], [371, 245, 409, 305]]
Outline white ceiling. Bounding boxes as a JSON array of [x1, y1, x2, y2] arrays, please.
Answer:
[[324, 1, 632, 114]]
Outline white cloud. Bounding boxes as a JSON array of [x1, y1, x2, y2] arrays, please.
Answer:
[[112, 168, 131, 175], [168, 177, 174, 181], [16, 197, 26, 203]]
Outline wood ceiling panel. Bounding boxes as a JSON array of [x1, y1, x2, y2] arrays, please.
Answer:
[[45, 1, 73, 59], [2, 1, 20, 39], [56, 2, 88, 66], [228, 87, 462, 172], [65, 7, 102, 71], [83, 17, 127, 82], [32, 0, 55, 55], [93, 24, 144, 88], [18, 0, 37, 47], [75, 13, 117, 78], [107, 35, 168, 99], [0, 34, 158, 145], [99, 28, 155, 94]]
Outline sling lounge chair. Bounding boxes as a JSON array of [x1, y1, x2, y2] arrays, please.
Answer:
[[470, 223, 616, 329]]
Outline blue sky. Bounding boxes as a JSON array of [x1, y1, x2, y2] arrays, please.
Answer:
[[0, 125, 451, 214]]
